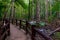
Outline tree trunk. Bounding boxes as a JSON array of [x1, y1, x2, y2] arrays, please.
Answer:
[[49, 3, 52, 16], [3, 10, 7, 19], [10, 0, 15, 23], [36, 0, 40, 23], [31, 0, 34, 20], [45, 0, 48, 21], [28, 0, 30, 20], [3, 6, 8, 20], [11, 0, 15, 19]]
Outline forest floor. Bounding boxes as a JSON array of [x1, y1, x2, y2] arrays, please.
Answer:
[[6, 24, 31, 40]]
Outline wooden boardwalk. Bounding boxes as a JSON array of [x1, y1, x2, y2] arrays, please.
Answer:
[[6, 24, 31, 40]]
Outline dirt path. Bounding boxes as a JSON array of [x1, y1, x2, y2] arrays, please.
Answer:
[[9, 24, 27, 40], [6, 24, 31, 40]]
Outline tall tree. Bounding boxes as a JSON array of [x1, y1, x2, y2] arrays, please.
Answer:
[[36, 0, 40, 23], [45, 0, 48, 21], [32, 0, 35, 20], [10, 0, 15, 23]]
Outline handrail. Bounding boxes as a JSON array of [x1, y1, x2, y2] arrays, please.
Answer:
[[34, 28, 53, 40], [19, 20, 53, 40], [49, 27, 60, 36], [11, 19, 60, 40], [0, 19, 10, 40]]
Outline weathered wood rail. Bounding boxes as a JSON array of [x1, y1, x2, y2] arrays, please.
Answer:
[[0, 19, 60, 40], [0, 19, 10, 40], [11, 19, 60, 40]]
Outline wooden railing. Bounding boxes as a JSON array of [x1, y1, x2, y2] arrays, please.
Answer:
[[0, 19, 10, 40], [11, 19, 60, 40], [1, 19, 60, 40]]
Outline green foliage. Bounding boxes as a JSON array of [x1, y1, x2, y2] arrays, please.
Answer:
[[54, 32, 60, 38], [0, 1, 7, 19], [52, 0, 60, 12], [0, 0, 29, 20], [39, 22, 46, 27], [0, 0, 60, 22], [15, 0, 29, 9], [48, 13, 57, 22], [48, 0, 60, 22]]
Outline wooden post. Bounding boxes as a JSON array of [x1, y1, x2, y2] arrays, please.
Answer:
[[29, 21, 36, 40], [26, 21, 28, 34], [19, 20, 21, 29], [12, 19, 13, 24], [31, 25, 36, 40], [16, 19, 17, 26], [8, 21, 10, 36], [5, 19, 10, 36]]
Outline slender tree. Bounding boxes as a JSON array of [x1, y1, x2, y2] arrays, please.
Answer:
[[28, 0, 30, 20], [36, 0, 40, 23], [31, 0, 34, 20], [49, 0, 52, 16], [10, 0, 15, 23], [45, 0, 48, 21]]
